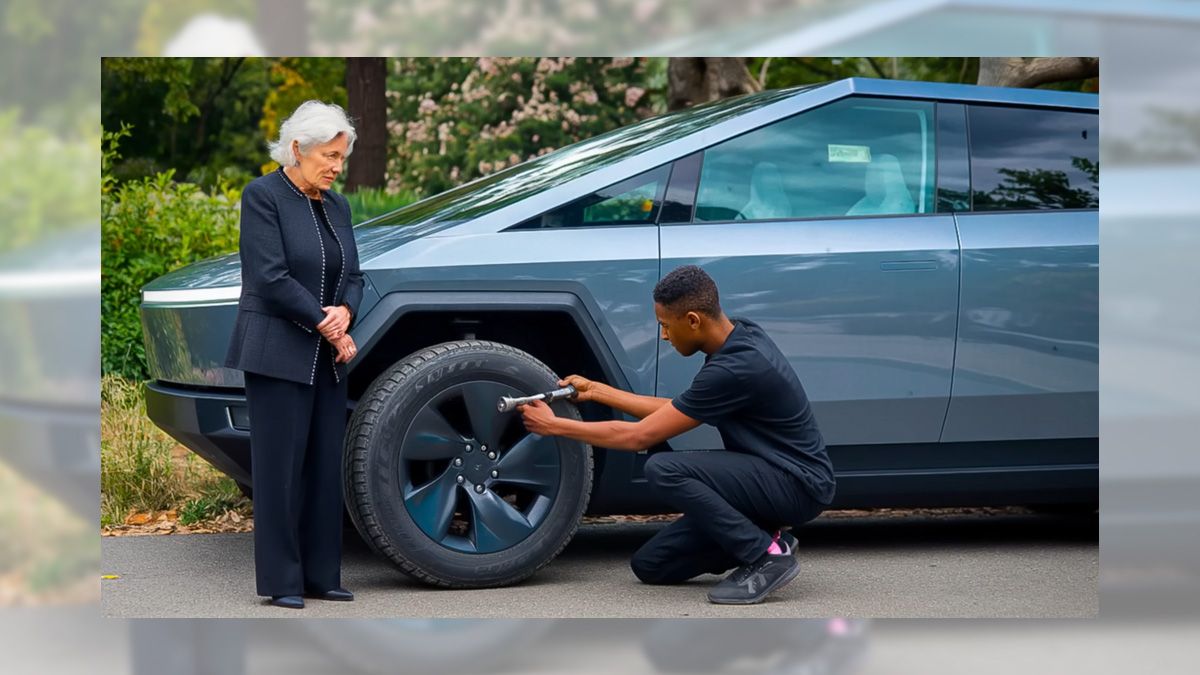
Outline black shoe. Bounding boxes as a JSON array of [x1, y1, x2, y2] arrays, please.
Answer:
[[268, 595, 305, 609], [306, 587, 354, 602], [707, 553, 800, 605]]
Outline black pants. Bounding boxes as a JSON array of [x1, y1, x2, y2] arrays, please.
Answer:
[[243, 350, 347, 597], [630, 450, 825, 585]]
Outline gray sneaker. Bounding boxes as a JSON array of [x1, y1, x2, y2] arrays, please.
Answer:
[[707, 552, 801, 605]]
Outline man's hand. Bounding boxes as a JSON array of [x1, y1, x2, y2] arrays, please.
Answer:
[[518, 399, 560, 436], [331, 334, 358, 364], [558, 374, 599, 403], [317, 305, 352, 341]]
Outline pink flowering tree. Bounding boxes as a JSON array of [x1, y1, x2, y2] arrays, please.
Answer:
[[386, 57, 664, 197]]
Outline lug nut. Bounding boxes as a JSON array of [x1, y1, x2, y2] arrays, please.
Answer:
[[480, 445, 488, 452], [490, 470, 499, 478], [453, 458, 463, 467], [464, 444, 472, 453], [488, 452, 497, 460], [456, 475, 464, 484], [474, 484, 485, 494]]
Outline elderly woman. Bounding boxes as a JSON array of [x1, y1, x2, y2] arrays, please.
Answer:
[[224, 100, 363, 609]]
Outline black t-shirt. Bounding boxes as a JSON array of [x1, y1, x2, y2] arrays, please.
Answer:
[[310, 197, 343, 368], [671, 318, 836, 504], [309, 197, 343, 306]]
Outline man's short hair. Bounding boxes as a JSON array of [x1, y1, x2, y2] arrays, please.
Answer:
[[653, 265, 722, 317]]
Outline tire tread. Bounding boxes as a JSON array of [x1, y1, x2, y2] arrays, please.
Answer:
[[343, 340, 593, 588]]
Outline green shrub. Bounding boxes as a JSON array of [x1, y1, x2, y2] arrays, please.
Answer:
[[101, 127, 241, 380], [0, 109, 98, 253], [344, 186, 418, 223]]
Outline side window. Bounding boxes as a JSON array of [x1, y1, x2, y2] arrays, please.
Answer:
[[694, 97, 936, 222], [511, 165, 669, 229], [968, 106, 1098, 211]]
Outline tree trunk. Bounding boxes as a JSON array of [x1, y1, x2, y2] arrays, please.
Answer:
[[667, 58, 761, 111], [978, 57, 1098, 88], [344, 57, 388, 192]]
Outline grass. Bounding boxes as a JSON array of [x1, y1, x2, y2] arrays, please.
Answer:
[[100, 375, 248, 528], [100, 375, 189, 526], [0, 462, 98, 603], [179, 479, 246, 526]]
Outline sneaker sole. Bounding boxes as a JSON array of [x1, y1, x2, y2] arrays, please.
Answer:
[[706, 560, 802, 605]]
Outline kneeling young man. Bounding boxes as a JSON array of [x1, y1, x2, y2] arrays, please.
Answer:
[[519, 265, 835, 604]]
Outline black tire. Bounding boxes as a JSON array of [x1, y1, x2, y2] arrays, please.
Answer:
[[344, 340, 593, 588]]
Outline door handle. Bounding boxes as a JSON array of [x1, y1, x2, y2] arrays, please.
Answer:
[[880, 260, 937, 271]]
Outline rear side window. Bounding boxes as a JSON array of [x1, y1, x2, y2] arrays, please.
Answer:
[[968, 106, 1098, 211], [694, 97, 936, 222]]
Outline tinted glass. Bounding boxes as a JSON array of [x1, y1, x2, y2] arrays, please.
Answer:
[[695, 97, 936, 222], [511, 165, 669, 229], [659, 152, 702, 224], [969, 105, 1099, 211], [364, 85, 822, 229]]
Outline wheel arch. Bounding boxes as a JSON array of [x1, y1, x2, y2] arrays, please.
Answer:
[[347, 289, 634, 394]]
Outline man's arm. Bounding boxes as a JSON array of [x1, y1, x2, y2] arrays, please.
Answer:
[[519, 399, 700, 451], [561, 375, 672, 420]]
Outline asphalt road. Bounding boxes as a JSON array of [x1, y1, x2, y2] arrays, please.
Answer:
[[101, 510, 1097, 618]]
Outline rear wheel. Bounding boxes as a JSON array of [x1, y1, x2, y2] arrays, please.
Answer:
[[344, 340, 592, 588]]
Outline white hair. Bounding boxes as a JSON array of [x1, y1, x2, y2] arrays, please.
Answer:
[[268, 100, 357, 167], [162, 15, 265, 57]]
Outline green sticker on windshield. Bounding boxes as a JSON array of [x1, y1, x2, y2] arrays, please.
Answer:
[[828, 144, 872, 163]]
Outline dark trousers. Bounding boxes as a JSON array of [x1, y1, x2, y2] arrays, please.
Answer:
[[631, 450, 825, 585], [243, 350, 347, 597]]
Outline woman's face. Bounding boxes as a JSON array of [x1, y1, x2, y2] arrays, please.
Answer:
[[293, 133, 349, 192]]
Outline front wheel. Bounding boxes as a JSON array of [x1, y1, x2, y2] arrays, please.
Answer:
[[344, 340, 593, 588]]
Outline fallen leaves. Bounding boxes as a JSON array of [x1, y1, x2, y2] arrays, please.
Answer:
[[582, 514, 682, 524], [818, 506, 1037, 519], [103, 507, 252, 537], [579, 507, 1041, 525]]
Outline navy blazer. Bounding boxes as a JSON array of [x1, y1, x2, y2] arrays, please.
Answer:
[[224, 170, 364, 385]]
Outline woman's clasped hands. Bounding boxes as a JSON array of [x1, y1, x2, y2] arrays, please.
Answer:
[[317, 305, 357, 363]]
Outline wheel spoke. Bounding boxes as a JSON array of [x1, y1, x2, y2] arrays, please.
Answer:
[[461, 381, 518, 450], [467, 487, 534, 551], [404, 467, 460, 541], [404, 405, 465, 460], [496, 433, 560, 494]]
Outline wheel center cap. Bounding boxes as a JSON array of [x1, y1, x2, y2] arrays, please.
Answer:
[[461, 453, 497, 484]]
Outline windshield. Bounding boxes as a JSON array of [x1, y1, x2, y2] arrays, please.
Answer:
[[362, 84, 824, 228]]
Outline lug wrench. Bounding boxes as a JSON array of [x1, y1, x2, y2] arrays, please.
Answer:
[[496, 385, 577, 413]]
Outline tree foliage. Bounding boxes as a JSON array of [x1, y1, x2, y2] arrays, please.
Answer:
[[749, 57, 980, 89], [385, 57, 663, 197], [0, 110, 98, 252], [102, 57, 272, 189], [101, 128, 242, 380], [258, 58, 348, 173]]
